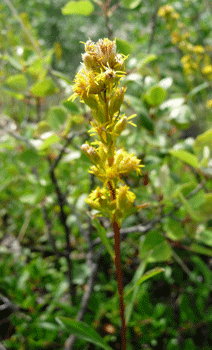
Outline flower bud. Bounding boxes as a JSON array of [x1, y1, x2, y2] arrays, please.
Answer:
[[109, 87, 126, 116], [81, 144, 100, 164], [113, 116, 128, 136], [116, 185, 136, 212]]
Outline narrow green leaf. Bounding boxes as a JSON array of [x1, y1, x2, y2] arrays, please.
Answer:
[[187, 82, 209, 98], [56, 317, 113, 350], [62, 1, 94, 16], [92, 219, 114, 259], [190, 243, 212, 257], [125, 268, 164, 297], [169, 150, 199, 169], [138, 54, 157, 69]]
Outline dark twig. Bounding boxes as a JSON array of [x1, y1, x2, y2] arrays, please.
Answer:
[[64, 247, 103, 350], [147, 0, 159, 54], [49, 161, 75, 304]]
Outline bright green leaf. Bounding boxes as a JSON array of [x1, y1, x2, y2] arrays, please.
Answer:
[[39, 133, 60, 150], [63, 100, 80, 113], [144, 86, 167, 107], [62, 1, 94, 16], [30, 77, 59, 97], [4, 74, 28, 93], [169, 150, 199, 168], [56, 317, 113, 350], [121, 0, 142, 9], [116, 38, 132, 55]]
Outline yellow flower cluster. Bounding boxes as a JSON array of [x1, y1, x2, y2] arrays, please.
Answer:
[[72, 39, 144, 223], [158, 5, 212, 83]]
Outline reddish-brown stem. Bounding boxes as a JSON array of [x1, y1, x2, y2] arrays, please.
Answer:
[[108, 180, 127, 350], [112, 220, 127, 350]]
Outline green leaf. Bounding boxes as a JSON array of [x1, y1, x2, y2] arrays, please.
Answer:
[[19, 149, 41, 167], [63, 100, 80, 113], [116, 38, 132, 55], [164, 217, 185, 241], [190, 243, 212, 257], [1, 54, 23, 70], [137, 54, 157, 70], [179, 192, 203, 221], [125, 267, 164, 297], [187, 82, 209, 98], [144, 85, 167, 107], [56, 317, 113, 350], [62, 0, 94, 16], [4, 74, 28, 93], [169, 150, 199, 168], [139, 231, 172, 262], [30, 77, 59, 97], [193, 128, 212, 159], [196, 193, 212, 220], [39, 133, 60, 150], [121, 0, 142, 9], [196, 229, 212, 248], [139, 110, 154, 131], [48, 106, 67, 130], [92, 219, 114, 259], [124, 255, 149, 324]]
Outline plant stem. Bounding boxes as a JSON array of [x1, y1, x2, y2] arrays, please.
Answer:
[[108, 181, 127, 349], [112, 220, 127, 350]]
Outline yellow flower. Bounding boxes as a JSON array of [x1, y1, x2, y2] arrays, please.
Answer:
[[171, 31, 180, 44], [202, 65, 212, 75], [193, 45, 204, 54], [158, 5, 174, 17], [206, 99, 212, 109]]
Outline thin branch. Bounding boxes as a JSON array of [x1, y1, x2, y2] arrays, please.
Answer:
[[147, 0, 159, 54], [4, 0, 43, 57], [49, 162, 76, 304], [64, 247, 103, 350]]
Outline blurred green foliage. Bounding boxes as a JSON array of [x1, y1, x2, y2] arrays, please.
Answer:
[[0, 0, 212, 349]]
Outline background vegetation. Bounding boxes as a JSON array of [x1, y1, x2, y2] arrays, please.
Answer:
[[0, 0, 212, 349]]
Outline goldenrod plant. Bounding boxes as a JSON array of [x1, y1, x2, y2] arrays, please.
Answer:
[[158, 5, 212, 108], [71, 38, 148, 349]]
